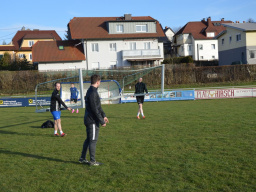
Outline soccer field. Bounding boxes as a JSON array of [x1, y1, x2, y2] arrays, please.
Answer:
[[0, 98, 255, 192]]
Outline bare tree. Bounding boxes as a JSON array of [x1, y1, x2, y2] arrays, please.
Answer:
[[247, 18, 255, 23]]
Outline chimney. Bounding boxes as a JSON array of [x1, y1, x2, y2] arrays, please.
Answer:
[[207, 17, 212, 26], [165, 26, 168, 29], [237, 21, 240, 23], [221, 18, 224, 21], [243, 21, 246, 23], [202, 18, 205, 22], [124, 14, 132, 20]]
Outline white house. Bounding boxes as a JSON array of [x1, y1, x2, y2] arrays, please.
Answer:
[[68, 14, 166, 70], [173, 17, 232, 61]]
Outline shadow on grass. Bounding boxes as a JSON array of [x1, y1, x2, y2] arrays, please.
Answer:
[[0, 119, 47, 129], [0, 148, 80, 165], [30, 126, 53, 129], [0, 130, 50, 137]]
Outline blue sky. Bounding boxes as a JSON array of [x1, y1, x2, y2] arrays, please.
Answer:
[[0, 0, 255, 44]]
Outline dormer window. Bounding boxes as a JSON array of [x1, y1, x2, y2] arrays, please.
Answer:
[[116, 24, 124, 33], [136, 25, 147, 32], [207, 32, 215, 37], [59, 45, 64, 50], [29, 40, 34, 47]]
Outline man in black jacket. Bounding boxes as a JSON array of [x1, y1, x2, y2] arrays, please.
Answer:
[[79, 74, 109, 166], [50, 82, 72, 137], [135, 77, 148, 119]]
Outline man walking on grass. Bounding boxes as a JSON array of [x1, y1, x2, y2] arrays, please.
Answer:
[[79, 74, 109, 166], [50, 82, 72, 137], [135, 77, 148, 119]]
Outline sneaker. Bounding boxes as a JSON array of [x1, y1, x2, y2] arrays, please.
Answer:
[[61, 133, 66, 137], [89, 161, 102, 166], [143, 116, 146, 119], [79, 158, 89, 164], [72, 109, 75, 113], [137, 116, 140, 119], [76, 109, 79, 113], [54, 133, 59, 136]]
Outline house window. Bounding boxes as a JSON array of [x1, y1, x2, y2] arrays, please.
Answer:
[[229, 36, 232, 43], [29, 54, 32, 60], [187, 45, 192, 51], [144, 42, 150, 49], [110, 43, 116, 51], [212, 56, 215, 59], [221, 38, 225, 45], [92, 62, 100, 69], [200, 56, 204, 60], [110, 61, 117, 69], [29, 40, 34, 47], [249, 50, 256, 59], [91, 43, 99, 52], [130, 42, 136, 50], [136, 25, 147, 32], [18, 54, 25, 59], [59, 45, 64, 50], [181, 46, 184, 52], [116, 24, 124, 33], [236, 34, 241, 41], [211, 44, 215, 49], [207, 32, 215, 37], [199, 44, 203, 50]]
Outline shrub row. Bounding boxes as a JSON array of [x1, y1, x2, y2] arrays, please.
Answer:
[[0, 64, 255, 95]]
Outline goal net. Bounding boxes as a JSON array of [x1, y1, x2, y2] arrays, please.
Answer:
[[35, 66, 162, 112]]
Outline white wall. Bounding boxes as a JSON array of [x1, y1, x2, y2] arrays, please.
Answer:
[[38, 61, 86, 71], [193, 39, 218, 60], [165, 29, 174, 42], [84, 39, 164, 69]]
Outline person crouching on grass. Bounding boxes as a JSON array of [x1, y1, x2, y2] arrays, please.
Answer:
[[50, 82, 72, 137], [135, 77, 148, 119]]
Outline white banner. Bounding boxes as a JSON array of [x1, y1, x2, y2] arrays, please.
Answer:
[[195, 88, 256, 99]]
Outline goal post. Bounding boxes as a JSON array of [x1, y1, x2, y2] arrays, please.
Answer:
[[35, 65, 165, 112]]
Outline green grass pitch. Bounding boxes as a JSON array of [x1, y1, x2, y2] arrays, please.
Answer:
[[0, 99, 255, 192]]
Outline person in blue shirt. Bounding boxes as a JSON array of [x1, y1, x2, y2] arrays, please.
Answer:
[[70, 83, 79, 113]]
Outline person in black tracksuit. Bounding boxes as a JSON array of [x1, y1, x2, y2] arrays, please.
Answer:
[[50, 82, 71, 137], [79, 74, 109, 166], [135, 77, 148, 119]]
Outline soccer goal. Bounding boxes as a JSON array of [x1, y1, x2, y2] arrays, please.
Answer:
[[35, 65, 165, 112], [35, 69, 122, 112]]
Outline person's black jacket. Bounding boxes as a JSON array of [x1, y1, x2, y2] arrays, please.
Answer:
[[84, 86, 106, 126], [135, 82, 148, 94], [50, 89, 68, 112]]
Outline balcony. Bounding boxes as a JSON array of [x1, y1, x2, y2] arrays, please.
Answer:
[[122, 49, 161, 60]]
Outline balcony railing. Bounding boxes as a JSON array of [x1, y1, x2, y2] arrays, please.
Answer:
[[122, 49, 161, 58]]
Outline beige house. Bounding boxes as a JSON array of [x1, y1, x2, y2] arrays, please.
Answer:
[[0, 28, 61, 63], [216, 23, 256, 65]]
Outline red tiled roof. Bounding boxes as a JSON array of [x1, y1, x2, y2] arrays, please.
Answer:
[[32, 40, 85, 63], [175, 18, 232, 40], [68, 16, 166, 40], [0, 46, 15, 51], [12, 30, 62, 50], [23, 33, 59, 39]]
